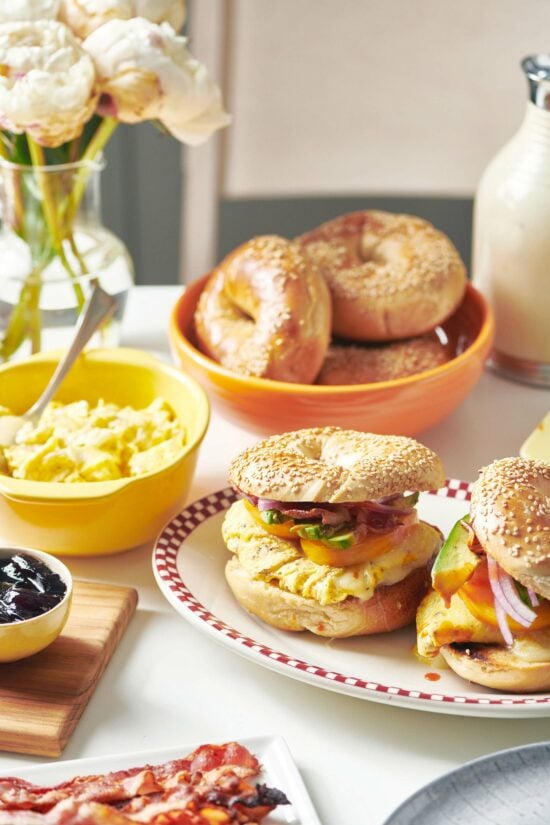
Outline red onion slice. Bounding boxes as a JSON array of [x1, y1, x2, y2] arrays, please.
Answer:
[[499, 570, 537, 625], [527, 587, 540, 608], [493, 598, 514, 647], [487, 557, 536, 641], [256, 498, 285, 512], [357, 500, 412, 516]]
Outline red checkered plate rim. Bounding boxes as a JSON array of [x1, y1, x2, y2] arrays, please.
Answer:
[[153, 481, 550, 717]]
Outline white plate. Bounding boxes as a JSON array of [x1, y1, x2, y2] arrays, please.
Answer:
[[0, 736, 319, 825], [153, 482, 550, 718], [383, 741, 550, 824]]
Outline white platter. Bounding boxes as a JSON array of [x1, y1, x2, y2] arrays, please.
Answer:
[[153, 482, 550, 718], [0, 736, 319, 825]]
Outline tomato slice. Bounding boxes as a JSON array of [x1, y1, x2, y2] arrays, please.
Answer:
[[300, 523, 415, 567], [243, 499, 297, 540], [457, 559, 550, 631], [244, 498, 425, 569]]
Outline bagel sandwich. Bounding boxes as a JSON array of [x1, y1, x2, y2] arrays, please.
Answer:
[[417, 457, 550, 692], [222, 427, 445, 637]]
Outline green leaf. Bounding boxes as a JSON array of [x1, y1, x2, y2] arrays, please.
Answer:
[[11, 134, 31, 166], [79, 115, 104, 155]]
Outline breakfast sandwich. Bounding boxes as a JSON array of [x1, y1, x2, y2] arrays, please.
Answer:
[[222, 427, 445, 637], [417, 457, 550, 692]]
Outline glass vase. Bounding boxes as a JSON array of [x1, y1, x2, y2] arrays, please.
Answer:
[[0, 158, 134, 361]]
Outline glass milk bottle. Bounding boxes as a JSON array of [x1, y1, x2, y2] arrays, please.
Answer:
[[472, 54, 550, 387]]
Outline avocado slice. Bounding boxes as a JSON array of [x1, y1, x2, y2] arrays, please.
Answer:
[[260, 509, 286, 525], [431, 516, 481, 606], [323, 531, 354, 549], [292, 523, 354, 548]]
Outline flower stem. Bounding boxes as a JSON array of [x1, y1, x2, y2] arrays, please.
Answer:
[[66, 117, 118, 224], [26, 137, 63, 252], [0, 133, 25, 236], [0, 271, 41, 360], [27, 135, 86, 312]]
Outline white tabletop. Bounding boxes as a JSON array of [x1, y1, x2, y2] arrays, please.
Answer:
[[1, 285, 550, 825]]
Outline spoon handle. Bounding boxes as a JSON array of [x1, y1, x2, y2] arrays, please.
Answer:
[[26, 285, 118, 421]]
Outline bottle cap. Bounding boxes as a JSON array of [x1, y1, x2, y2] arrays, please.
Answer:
[[522, 54, 550, 109]]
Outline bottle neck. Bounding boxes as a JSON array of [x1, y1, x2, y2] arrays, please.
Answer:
[[518, 100, 550, 141]]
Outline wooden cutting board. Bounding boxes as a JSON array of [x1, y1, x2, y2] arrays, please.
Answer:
[[0, 580, 138, 758]]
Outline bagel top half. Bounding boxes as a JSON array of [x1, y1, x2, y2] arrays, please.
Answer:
[[471, 457, 550, 598], [229, 427, 445, 504]]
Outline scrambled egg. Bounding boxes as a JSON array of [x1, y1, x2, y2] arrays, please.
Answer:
[[416, 590, 550, 663], [222, 499, 441, 606], [416, 590, 502, 659], [0, 398, 185, 482]]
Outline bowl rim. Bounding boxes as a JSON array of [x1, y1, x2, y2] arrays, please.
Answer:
[[170, 279, 495, 395], [0, 347, 210, 502], [0, 545, 72, 628]]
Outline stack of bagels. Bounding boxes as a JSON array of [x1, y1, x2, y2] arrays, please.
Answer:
[[194, 210, 467, 385]]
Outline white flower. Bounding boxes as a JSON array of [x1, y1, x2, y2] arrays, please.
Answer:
[[0, 20, 97, 147], [0, 0, 60, 22], [59, 0, 185, 39], [84, 18, 230, 146]]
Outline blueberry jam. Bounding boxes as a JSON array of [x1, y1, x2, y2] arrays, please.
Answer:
[[0, 554, 66, 623]]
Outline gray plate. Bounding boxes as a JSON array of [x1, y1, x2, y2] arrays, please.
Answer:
[[384, 742, 550, 824]]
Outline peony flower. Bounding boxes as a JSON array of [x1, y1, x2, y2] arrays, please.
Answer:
[[0, 20, 97, 147], [0, 1, 60, 22], [59, 0, 186, 39], [84, 17, 230, 146]]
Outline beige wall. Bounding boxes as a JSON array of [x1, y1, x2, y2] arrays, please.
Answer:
[[223, 0, 549, 198]]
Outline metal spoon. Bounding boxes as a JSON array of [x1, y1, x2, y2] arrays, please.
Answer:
[[0, 284, 118, 448]]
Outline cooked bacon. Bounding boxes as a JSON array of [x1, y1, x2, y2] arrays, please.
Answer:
[[279, 506, 350, 525], [187, 743, 259, 774], [0, 777, 287, 824], [0, 744, 288, 825], [237, 488, 416, 534], [0, 764, 190, 812]]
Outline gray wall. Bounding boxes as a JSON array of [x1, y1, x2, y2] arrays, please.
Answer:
[[101, 123, 183, 285], [218, 197, 474, 274], [101, 137, 474, 285]]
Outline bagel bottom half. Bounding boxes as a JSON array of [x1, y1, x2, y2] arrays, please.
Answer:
[[225, 558, 431, 638], [440, 638, 550, 693]]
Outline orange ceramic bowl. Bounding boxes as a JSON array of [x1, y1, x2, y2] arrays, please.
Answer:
[[169, 276, 494, 437]]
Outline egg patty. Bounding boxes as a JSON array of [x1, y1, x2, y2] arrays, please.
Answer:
[[417, 590, 550, 663], [222, 499, 441, 606]]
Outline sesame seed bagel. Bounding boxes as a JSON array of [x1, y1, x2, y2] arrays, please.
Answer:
[[316, 336, 449, 386], [298, 210, 467, 342], [225, 557, 431, 637], [194, 235, 331, 383], [440, 635, 550, 693], [470, 458, 550, 599], [229, 427, 445, 503]]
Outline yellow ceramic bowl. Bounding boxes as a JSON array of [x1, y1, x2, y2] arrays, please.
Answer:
[[170, 277, 494, 437], [0, 348, 210, 556], [0, 546, 72, 662]]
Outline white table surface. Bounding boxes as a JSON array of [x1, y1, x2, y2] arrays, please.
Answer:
[[1, 285, 550, 825]]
